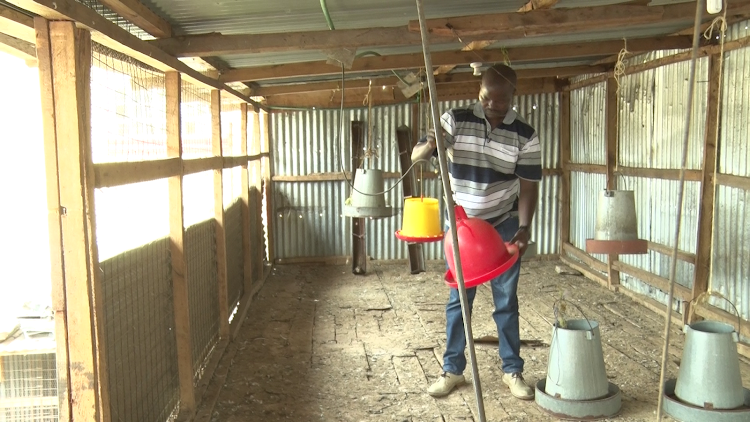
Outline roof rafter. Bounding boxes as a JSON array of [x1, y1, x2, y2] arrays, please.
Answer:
[[98, 0, 172, 38]]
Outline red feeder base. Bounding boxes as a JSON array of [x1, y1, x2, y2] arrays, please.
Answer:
[[394, 230, 444, 243], [586, 239, 648, 254]]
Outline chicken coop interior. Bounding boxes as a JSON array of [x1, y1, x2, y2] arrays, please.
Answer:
[[1, 0, 750, 421]]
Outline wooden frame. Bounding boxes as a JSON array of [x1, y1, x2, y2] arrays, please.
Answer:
[[605, 77, 620, 290], [212, 89, 230, 339]]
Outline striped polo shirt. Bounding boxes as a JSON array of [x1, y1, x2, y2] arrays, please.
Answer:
[[425, 102, 542, 226]]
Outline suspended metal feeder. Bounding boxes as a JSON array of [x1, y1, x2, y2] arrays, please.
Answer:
[[343, 168, 395, 219], [586, 189, 648, 255]]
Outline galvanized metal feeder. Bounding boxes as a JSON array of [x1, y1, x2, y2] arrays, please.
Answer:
[[343, 168, 395, 219], [586, 189, 647, 255], [535, 319, 622, 420], [662, 320, 750, 421]]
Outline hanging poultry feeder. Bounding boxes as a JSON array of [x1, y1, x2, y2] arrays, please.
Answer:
[[535, 319, 622, 420], [662, 320, 750, 421], [343, 168, 396, 219], [586, 189, 648, 254], [395, 197, 444, 243], [443, 206, 519, 289]]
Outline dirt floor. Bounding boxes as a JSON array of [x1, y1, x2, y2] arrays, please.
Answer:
[[200, 259, 750, 422]]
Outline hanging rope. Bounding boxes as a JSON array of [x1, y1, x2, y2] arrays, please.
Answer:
[[613, 38, 630, 95], [362, 79, 379, 164]]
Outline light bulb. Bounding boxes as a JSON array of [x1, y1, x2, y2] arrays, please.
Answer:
[[707, 0, 722, 14]]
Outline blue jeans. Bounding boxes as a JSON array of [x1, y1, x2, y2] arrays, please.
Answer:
[[442, 217, 523, 375]]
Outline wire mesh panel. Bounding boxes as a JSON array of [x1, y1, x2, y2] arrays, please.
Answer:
[[225, 198, 244, 314], [0, 353, 58, 422], [185, 220, 219, 381], [100, 237, 179, 422], [221, 99, 243, 157], [90, 42, 167, 163], [181, 81, 212, 159]]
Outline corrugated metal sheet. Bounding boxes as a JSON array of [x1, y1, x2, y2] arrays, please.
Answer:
[[569, 171, 607, 264], [271, 93, 560, 260], [570, 81, 606, 165], [618, 53, 707, 169], [726, 18, 750, 41], [719, 33, 750, 177], [711, 185, 750, 321]]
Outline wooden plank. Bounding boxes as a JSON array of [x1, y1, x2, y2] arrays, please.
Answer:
[[98, 0, 171, 38], [261, 110, 275, 262], [0, 4, 34, 42], [559, 255, 609, 288], [567, 163, 607, 173], [165, 71, 196, 417], [434, 40, 494, 75], [271, 169, 558, 182], [407, 2, 750, 37], [611, 260, 692, 301], [49, 21, 110, 422], [34, 16, 70, 422], [220, 36, 691, 83], [240, 103, 253, 295], [560, 91, 571, 246], [351, 121, 367, 275], [6, 0, 263, 108], [606, 77, 620, 289], [646, 241, 696, 264], [212, 89, 230, 339], [617, 166, 702, 181], [0, 32, 35, 62], [561, 242, 608, 273], [716, 173, 750, 190], [183, 156, 222, 175], [223, 155, 248, 169], [94, 158, 180, 188], [250, 110, 264, 278]]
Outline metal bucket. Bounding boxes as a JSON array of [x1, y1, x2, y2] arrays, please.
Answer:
[[675, 320, 744, 409], [545, 319, 609, 401], [343, 169, 394, 219], [594, 190, 638, 241]]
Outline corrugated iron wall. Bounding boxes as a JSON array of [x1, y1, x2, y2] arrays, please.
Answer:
[[270, 93, 560, 261]]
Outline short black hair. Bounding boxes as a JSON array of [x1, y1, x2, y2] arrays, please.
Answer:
[[482, 64, 517, 88]]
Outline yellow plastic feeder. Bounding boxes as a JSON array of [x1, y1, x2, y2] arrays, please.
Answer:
[[395, 197, 444, 243]]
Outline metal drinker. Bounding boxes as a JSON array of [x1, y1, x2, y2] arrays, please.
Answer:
[[536, 318, 621, 420], [586, 190, 647, 254], [343, 168, 395, 219]]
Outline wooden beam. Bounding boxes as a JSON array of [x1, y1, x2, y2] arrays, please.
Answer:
[[250, 110, 264, 278], [0, 4, 34, 42], [517, 0, 559, 13], [611, 260, 692, 301], [716, 173, 750, 190], [34, 16, 70, 422], [560, 91, 571, 246], [606, 77, 620, 290], [48, 21, 111, 422], [647, 241, 696, 264], [261, 110, 275, 262], [616, 166, 702, 181], [6, 0, 263, 108], [0, 32, 35, 62], [562, 242, 608, 274], [220, 36, 691, 83], [272, 169, 558, 182], [351, 121, 367, 275], [212, 89, 230, 339], [240, 102, 253, 297], [691, 54, 721, 313], [559, 255, 609, 289], [98, 0, 171, 38], [434, 40, 494, 75], [567, 163, 607, 173], [165, 71, 197, 416], [407, 1, 750, 38]]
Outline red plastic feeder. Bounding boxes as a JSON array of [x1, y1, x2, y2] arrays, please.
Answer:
[[443, 206, 519, 289]]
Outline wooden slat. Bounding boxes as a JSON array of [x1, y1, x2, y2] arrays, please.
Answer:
[[98, 0, 171, 38], [407, 2, 750, 37], [351, 121, 367, 275], [561, 242, 608, 273], [223, 155, 248, 169], [165, 71, 196, 417], [559, 255, 609, 288], [0, 32, 36, 62], [616, 166, 702, 181], [250, 110, 264, 279], [34, 16, 70, 422], [611, 260, 692, 301], [560, 91, 571, 246], [261, 110, 275, 262], [220, 36, 691, 83], [94, 158, 180, 188], [49, 21, 110, 422], [240, 103, 253, 295], [212, 89, 230, 339], [716, 172, 750, 190], [0, 4, 34, 42], [6, 0, 263, 108], [646, 241, 696, 264], [184, 156, 222, 175], [567, 163, 606, 173], [605, 77, 620, 289], [271, 169, 559, 182]]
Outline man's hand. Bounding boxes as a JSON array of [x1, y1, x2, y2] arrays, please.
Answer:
[[411, 128, 439, 162], [425, 128, 437, 147], [510, 226, 531, 256]]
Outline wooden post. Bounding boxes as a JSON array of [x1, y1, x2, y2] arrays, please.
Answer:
[[165, 71, 196, 414], [396, 125, 425, 274], [43, 20, 110, 422], [34, 16, 70, 422], [251, 110, 264, 276], [351, 121, 367, 275], [240, 103, 253, 292], [212, 89, 230, 338], [691, 53, 721, 317], [559, 90, 571, 247], [261, 110, 275, 262], [605, 77, 620, 290]]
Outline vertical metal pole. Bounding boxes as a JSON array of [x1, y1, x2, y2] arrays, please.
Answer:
[[414, 0, 486, 420]]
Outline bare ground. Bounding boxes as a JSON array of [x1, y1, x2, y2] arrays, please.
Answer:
[[201, 259, 750, 422]]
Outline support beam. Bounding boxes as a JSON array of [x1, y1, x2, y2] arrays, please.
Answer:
[[0, 4, 34, 42], [212, 90, 230, 339], [260, 111, 275, 263], [560, 91, 571, 246], [407, 1, 750, 37], [250, 111, 264, 278], [351, 121, 367, 275], [691, 53, 721, 316], [220, 36, 691, 83], [605, 77, 620, 290], [98, 0, 172, 38], [6, 0, 263, 108], [34, 16, 69, 422], [395, 125, 424, 274], [44, 20, 111, 422], [165, 71, 197, 417], [0, 32, 35, 62], [240, 103, 254, 296]]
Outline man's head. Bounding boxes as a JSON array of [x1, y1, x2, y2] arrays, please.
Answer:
[[479, 64, 517, 122]]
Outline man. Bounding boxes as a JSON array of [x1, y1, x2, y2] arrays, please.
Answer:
[[411, 64, 541, 400]]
